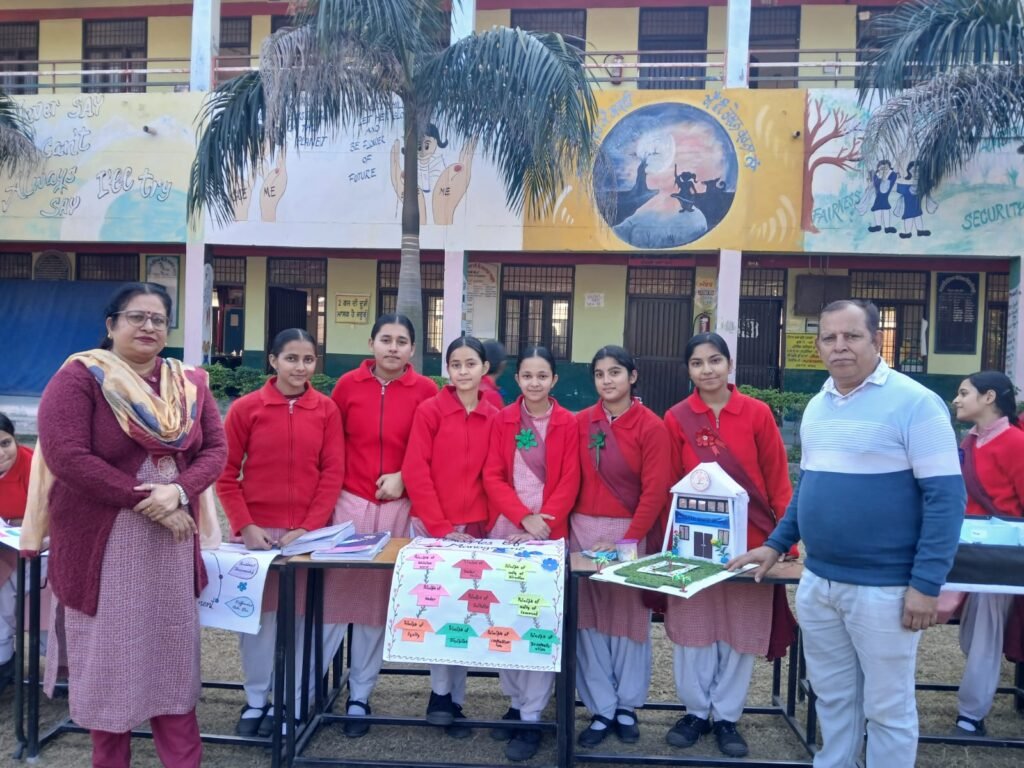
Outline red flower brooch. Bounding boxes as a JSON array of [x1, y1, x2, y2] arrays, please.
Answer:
[[695, 427, 726, 456]]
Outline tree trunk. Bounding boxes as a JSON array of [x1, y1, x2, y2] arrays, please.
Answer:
[[396, 103, 425, 372], [801, 129, 820, 234]]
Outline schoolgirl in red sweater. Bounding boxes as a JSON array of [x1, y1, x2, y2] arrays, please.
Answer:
[[403, 335, 498, 737], [662, 333, 795, 758], [951, 371, 1024, 737], [483, 346, 580, 761], [326, 313, 437, 737], [0, 412, 33, 686], [571, 346, 672, 749], [216, 329, 344, 737]]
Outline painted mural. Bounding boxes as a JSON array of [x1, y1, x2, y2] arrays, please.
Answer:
[[207, 100, 522, 251], [0, 93, 202, 243], [523, 89, 805, 252], [803, 89, 1024, 256]]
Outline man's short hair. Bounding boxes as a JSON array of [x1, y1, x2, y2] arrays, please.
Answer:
[[819, 299, 880, 336]]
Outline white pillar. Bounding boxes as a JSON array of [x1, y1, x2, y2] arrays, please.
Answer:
[[724, 0, 751, 89], [441, 2, 477, 357], [190, 0, 221, 93], [716, 249, 742, 383], [183, 242, 206, 365], [1007, 257, 1023, 387]]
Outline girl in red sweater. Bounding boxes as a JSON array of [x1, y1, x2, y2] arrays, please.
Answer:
[[217, 329, 344, 737], [572, 346, 672, 749], [951, 370, 1024, 737], [0, 412, 33, 687], [326, 313, 437, 737], [483, 346, 580, 761], [403, 335, 499, 737], [662, 333, 795, 758]]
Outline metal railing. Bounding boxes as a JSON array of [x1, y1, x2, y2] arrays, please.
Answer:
[[0, 57, 191, 94]]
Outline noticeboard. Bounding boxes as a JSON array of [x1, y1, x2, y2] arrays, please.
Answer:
[[935, 273, 978, 355]]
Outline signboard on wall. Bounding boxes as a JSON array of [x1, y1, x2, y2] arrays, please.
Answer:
[[464, 263, 499, 339], [335, 294, 371, 324], [785, 332, 826, 370], [935, 273, 978, 355]]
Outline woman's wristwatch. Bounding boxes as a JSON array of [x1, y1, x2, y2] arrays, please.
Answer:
[[172, 483, 190, 508]]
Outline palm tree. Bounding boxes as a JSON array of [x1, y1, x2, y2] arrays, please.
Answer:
[[0, 88, 40, 178], [187, 0, 597, 370], [857, 0, 1023, 197]]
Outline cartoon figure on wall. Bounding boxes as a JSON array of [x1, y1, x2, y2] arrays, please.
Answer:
[[893, 162, 937, 238], [389, 124, 476, 226], [230, 146, 289, 223], [858, 160, 898, 234], [593, 102, 739, 249]]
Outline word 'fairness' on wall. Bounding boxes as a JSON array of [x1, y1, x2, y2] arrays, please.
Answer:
[[384, 538, 566, 672]]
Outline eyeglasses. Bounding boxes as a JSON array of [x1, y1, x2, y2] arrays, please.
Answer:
[[113, 311, 169, 330]]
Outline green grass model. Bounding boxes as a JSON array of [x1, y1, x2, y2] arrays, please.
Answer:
[[613, 552, 726, 593]]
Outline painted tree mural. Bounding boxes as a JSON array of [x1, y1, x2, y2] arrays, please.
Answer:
[[802, 94, 863, 233]]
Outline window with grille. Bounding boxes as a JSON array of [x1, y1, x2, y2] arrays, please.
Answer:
[[982, 273, 1009, 372], [749, 8, 800, 89], [500, 266, 573, 359], [511, 9, 586, 50], [83, 19, 147, 94], [377, 262, 445, 356], [268, 257, 326, 286], [34, 251, 70, 280], [850, 270, 928, 374], [0, 22, 38, 95], [0, 253, 31, 279], [76, 253, 140, 282], [217, 18, 251, 84], [857, 6, 900, 60], [628, 267, 695, 297], [638, 8, 708, 90], [271, 15, 293, 33], [206, 257, 246, 355], [741, 268, 786, 298]]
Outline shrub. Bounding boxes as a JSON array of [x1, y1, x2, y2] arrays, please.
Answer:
[[310, 373, 337, 395], [430, 375, 447, 389], [202, 364, 234, 400], [201, 364, 268, 399], [738, 386, 812, 424]]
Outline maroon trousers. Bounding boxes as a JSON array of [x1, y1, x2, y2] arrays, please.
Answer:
[[90, 709, 201, 768]]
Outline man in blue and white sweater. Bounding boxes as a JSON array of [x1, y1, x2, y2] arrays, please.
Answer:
[[731, 300, 965, 768]]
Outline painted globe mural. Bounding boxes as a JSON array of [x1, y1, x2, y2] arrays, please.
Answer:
[[593, 102, 739, 249]]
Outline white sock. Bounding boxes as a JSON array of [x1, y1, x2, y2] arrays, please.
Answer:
[[616, 711, 635, 725], [957, 717, 977, 732], [241, 706, 264, 719], [590, 719, 608, 731], [348, 703, 365, 716]]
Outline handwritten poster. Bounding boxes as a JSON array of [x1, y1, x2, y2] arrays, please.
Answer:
[[785, 332, 826, 370], [335, 293, 371, 324], [384, 538, 565, 672], [198, 545, 279, 635]]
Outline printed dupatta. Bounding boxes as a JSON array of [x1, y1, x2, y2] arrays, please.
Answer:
[[960, 434, 1002, 517], [588, 405, 642, 513], [516, 404, 549, 483]]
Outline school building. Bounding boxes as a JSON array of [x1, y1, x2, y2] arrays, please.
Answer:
[[0, 0, 1020, 413]]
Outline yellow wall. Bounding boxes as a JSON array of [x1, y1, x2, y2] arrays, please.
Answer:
[[326, 258, 378, 355], [37, 19, 82, 92], [148, 17, 192, 90], [799, 6, 857, 89], [927, 271, 984, 375], [251, 15, 272, 58], [570, 264, 627, 364], [244, 256, 266, 351], [476, 10, 509, 31]]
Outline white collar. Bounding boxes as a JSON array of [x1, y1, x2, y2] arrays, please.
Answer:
[[822, 357, 890, 399]]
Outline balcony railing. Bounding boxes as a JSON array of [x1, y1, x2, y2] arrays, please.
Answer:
[[0, 57, 191, 94]]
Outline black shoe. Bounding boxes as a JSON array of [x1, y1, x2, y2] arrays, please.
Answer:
[[577, 714, 614, 748], [235, 704, 268, 737], [868, 225, 881, 233], [506, 728, 542, 761], [490, 707, 521, 741], [614, 708, 639, 743], [426, 692, 455, 726], [666, 714, 712, 748], [918, 230, 931, 236], [899, 232, 912, 239], [343, 699, 371, 738], [885, 226, 897, 234], [713, 720, 749, 757], [445, 702, 472, 739], [257, 708, 300, 738], [955, 715, 986, 737]]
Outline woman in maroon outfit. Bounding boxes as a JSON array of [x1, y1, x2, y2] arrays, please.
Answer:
[[34, 283, 227, 768]]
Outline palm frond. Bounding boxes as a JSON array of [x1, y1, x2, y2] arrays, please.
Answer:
[[858, 0, 1024, 96], [0, 89, 41, 178], [187, 71, 268, 227], [862, 66, 1024, 197], [418, 27, 598, 217]]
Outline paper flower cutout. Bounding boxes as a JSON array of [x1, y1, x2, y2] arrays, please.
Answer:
[[589, 432, 606, 467], [516, 428, 538, 450]]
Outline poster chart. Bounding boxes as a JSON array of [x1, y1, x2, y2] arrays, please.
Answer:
[[198, 544, 279, 635], [384, 538, 565, 672]]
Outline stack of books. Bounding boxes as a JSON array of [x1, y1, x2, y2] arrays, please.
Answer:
[[311, 532, 392, 561], [281, 521, 356, 556]]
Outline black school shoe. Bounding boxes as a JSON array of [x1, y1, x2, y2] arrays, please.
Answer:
[[426, 692, 456, 726], [577, 714, 614, 748], [955, 715, 987, 737], [235, 704, 269, 737], [490, 707, 521, 741], [713, 720, 749, 757], [666, 713, 712, 748], [257, 707, 300, 738], [615, 708, 639, 743], [343, 699, 371, 738], [445, 702, 472, 739], [506, 728, 542, 762]]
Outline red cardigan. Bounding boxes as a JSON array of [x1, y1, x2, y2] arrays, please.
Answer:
[[0, 445, 33, 522], [403, 386, 498, 537], [479, 376, 505, 411], [483, 397, 581, 540], [218, 379, 344, 535], [37, 360, 227, 616], [966, 423, 1024, 518], [330, 360, 437, 501], [664, 388, 793, 549], [572, 401, 673, 542]]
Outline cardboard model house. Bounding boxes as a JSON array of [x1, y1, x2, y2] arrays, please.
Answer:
[[661, 462, 749, 564]]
